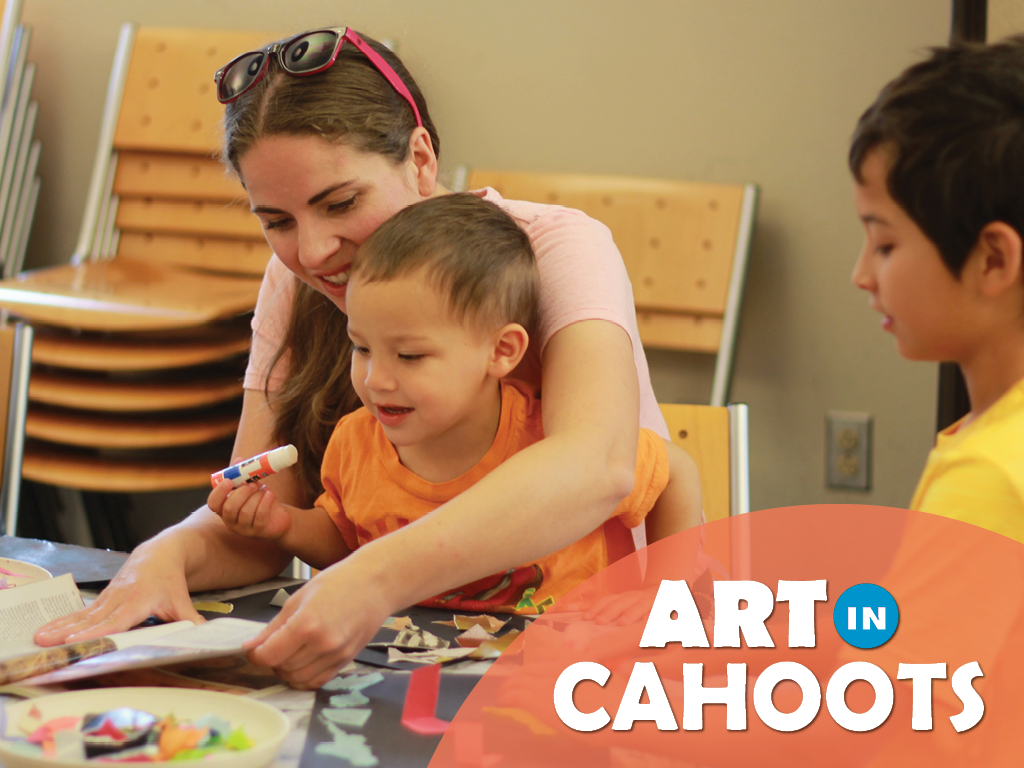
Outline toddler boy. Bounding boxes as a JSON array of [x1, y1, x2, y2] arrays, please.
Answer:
[[850, 36, 1024, 542], [210, 194, 702, 613]]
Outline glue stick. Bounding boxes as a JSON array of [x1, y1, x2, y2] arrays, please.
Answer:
[[211, 445, 298, 489]]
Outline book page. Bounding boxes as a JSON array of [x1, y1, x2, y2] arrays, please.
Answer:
[[25, 618, 268, 686], [0, 573, 84, 660]]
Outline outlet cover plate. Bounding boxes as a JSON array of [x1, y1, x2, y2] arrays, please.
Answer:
[[826, 411, 872, 490]]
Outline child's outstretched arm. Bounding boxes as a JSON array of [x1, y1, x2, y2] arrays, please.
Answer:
[[208, 480, 351, 570]]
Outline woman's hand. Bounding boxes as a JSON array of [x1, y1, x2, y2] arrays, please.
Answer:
[[33, 538, 204, 646], [209, 478, 293, 541], [242, 553, 393, 689]]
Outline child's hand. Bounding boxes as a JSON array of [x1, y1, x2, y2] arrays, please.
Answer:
[[209, 478, 292, 540]]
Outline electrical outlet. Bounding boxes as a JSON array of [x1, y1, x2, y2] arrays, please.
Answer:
[[826, 411, 872, 490]]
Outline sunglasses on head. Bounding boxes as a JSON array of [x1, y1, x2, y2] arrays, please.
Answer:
[[214, 27, 423, 127]]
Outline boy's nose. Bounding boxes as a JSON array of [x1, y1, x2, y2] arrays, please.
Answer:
[[365, 360, 396, 392], [850, 247, 876, 291]]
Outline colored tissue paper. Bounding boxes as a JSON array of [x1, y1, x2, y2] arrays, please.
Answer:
[[401, 664, 450, 736], [328, 691, 370, 709], [453, 615, 509, 633], [192, 601, 234, 613], [455, 624, 496, 648], [482, 707, 556, 736], [388, 647, 477, 665], [316, 727, 379, 767], [382, 616, 415, 631], [320, 708, 372, 729], [0, 566, 29, 577], [370, 626, 449, 650], [323, 671, 385, 692]]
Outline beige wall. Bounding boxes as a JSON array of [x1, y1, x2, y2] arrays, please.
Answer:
[[17, 0, 949, 512], [990, 0, 1024, 38]]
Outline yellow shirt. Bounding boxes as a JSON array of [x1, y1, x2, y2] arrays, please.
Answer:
[[910, 375, 1024, 544]]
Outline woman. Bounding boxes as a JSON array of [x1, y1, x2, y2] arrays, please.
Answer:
[[36, 28, 668, 689]]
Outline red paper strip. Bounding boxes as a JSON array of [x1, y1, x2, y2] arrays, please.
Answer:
[[401, 664, 450, 735]]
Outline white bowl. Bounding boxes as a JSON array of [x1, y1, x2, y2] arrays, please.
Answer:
[[0, 558, 51, 589], [0, 687, 290, 767]]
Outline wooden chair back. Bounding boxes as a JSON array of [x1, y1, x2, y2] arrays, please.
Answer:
[[103, 27, 275, 275], [469, 170, 758, 405]]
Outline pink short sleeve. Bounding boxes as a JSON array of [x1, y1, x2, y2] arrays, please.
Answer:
[[244, 255, 296, 393], [480, 189, 667, 440]]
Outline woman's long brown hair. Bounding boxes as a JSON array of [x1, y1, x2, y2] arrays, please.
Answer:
[[265, 283, 362, 504]]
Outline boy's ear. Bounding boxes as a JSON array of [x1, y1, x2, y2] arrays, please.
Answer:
[[971, 222, 1024, 297], [487, 323, 530, 379]]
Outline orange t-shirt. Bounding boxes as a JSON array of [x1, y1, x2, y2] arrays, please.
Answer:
[[316, 380, 669, 614]]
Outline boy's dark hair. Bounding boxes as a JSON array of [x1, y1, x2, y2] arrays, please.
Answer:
[[352, 194, 540, 336], [850, 35, 1024, 277]]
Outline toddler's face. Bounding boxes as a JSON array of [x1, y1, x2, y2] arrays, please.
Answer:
[[345, 270, 499, 451], [851, 150, 977, 362]]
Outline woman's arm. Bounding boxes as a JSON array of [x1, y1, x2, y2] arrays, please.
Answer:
[[245, 319, 642, 687], [34, 388, 298, 645]]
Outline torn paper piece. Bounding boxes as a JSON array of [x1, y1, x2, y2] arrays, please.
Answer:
[[382, 616, 414, 631], [269, 589, 290, 608], [192, 601, 233, 614], [454, 615, 509, 633], [369, 626, 449, 650], [387, 647, 477, 665], [315, 731, 378, 767], [455, 624, 497, 648], [483, 706, 557, 736], [320, 708, 371, 729], [401, 664, 449, 735], [470, 629, 523, 660], [323, 672, 385, 692], [328, 691, 370, 709]]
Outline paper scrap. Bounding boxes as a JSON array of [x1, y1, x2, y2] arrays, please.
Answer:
[[328, 691, 370, 709], [382, 616, 414, 631], [401, 664, 449, 735], [454, 615, 509, 633], [369, 626, 449, 650], [455, 624, 497, 648], [387, 647, 477, 665], [320, 708, 371, 729], [316, 728, 378, 767], [473, 629, 522, 659], [269, 589, 290, 608], [323, 672, 385, 692], [483, 706, 556, 736], [192, 601, 233, 614]]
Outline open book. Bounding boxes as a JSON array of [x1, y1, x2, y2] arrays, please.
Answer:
[[0, 573, 266, 686]]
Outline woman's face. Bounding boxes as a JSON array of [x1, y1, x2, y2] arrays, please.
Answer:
[[239, 134, 433, 312]]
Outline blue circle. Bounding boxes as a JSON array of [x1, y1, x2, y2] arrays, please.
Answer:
[[833, 583, 899, 649]]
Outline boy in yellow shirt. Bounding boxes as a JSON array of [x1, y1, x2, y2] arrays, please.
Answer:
[[850, 36, 1024, 542]]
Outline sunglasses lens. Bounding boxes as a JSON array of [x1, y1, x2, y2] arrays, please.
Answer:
[[219, 51, 266, 101], [282, 31, 339, 74]]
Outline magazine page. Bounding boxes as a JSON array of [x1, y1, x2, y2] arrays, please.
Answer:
[[0, 573, 83, 661]]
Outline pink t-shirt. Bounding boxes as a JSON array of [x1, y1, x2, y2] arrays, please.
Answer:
[[245, 187, 668, 440]]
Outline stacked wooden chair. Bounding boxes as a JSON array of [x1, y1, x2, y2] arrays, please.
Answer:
[[0, 0, 42, 285], [465, 170, 758, 406], [0, 25, 276, 492]]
